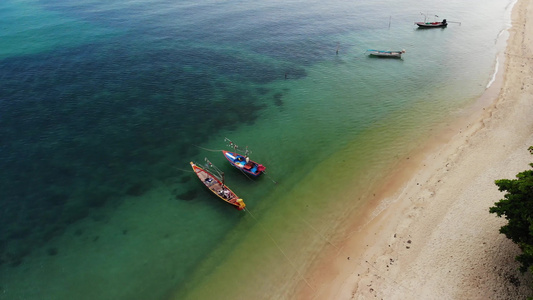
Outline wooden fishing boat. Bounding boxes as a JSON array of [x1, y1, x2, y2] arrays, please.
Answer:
[[223, 138, 266, 177], [367, 49, 405, 58], [190, 161, 246, 210], [415, 19, 447, 28]]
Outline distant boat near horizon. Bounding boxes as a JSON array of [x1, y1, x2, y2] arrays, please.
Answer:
[[415, 12, 460, 28], [366, 49, 405, 58], [415, 19, 448, 28]]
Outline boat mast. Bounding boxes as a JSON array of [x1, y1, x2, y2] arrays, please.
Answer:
[[225, 137, 251, 159], [420, 12, 427, 22], [225, 137, 239, 152], [204, 157, 225, 186]]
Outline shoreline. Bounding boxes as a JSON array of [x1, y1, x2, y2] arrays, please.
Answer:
[[297, 0, 533, 298]]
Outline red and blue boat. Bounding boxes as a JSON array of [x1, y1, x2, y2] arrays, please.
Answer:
[[223, 138, 266, 177], [222, 150, 266, 177]]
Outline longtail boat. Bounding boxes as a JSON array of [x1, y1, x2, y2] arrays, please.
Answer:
[[190, 160, 246, 210], [415, 20, 447, 28], [367, 49, 405, 58], [223, 138, 266, 177], [415, 13, 454, 28]]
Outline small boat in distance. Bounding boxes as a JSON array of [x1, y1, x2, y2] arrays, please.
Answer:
[[415, 13, 456, 28], [190, 159, 246, 210], [223, 138, 266, 177], [415, 19, 447, 28], [367, 49, 405, 58]]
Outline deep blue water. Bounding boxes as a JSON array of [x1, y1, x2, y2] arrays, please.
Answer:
[[0, 0, 307, 266]]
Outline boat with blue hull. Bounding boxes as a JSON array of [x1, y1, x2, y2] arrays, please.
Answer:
[[222, 150, 265, 177], [223, 138, 266, 177]]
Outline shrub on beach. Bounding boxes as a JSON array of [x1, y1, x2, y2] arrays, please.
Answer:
[[490, 146, 533, 276]]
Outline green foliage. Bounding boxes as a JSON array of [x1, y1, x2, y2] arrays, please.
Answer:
[[490, 148, 533, 274]]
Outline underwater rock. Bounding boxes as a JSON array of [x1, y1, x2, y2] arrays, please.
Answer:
[[44, 193, 69, 206], [176, 189, 197, 201], [5, 247, 29, 268], [8, 227, 31, 240], [126, 181, 151, 197], [62, 204, 89, 224], [284, 67, 307, 79], [180, 176, 191, 183], [47, 247, 58, 256], [85, 193, 109, 208], [256, 87, 271, 95], [273, 92, 283, 107], [42, 225, 66, 242], [9, 257, 22, 267]]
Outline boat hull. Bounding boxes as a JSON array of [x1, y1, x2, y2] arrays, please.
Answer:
[[190, 162, 246, 210], [367, 50, 404, 59], [368, 52, 402, 58], [222, 150, 265, 177]]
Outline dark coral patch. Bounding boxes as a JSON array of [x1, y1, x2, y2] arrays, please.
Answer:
[[176, 189, 198, 201], [255, 87, 270, 95], [126, 181, 152, 197], [180, 176, 191, 183], [44, 193, 69, 206], [273, 93, 283, 107], [47, 247, 58, 256]]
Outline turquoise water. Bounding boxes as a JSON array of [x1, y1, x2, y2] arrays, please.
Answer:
[[0, 0, 514, 299]]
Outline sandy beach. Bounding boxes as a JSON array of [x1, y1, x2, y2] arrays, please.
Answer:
[[298, 0, 533, 299]]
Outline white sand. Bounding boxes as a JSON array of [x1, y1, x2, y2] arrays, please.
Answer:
[[298, 0, 533, 298]]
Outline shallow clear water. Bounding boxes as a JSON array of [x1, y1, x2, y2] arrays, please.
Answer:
[[0, 0, 514, 299]]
